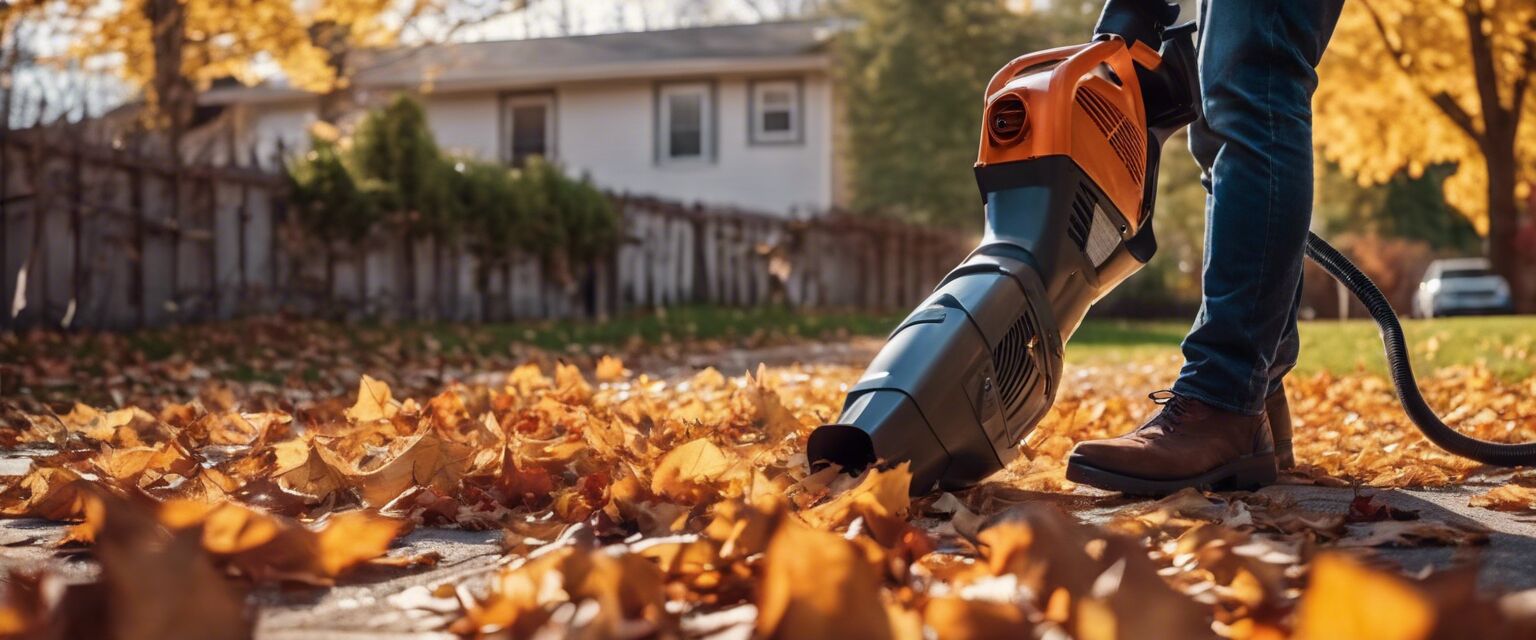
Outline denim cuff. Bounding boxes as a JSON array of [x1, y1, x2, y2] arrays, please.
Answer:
[[1170, 380, 1265, 417]]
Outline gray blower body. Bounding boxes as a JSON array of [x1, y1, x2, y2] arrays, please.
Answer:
[[807, 26, 1202, 494]]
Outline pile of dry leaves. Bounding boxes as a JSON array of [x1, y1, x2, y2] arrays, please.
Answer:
[[3, 344, 1536, 638]]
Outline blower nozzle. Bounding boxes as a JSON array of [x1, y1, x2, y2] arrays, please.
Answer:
[[808, 256, 1066, 494]]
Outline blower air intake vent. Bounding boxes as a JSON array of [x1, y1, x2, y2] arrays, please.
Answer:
[[1068, 186, 1095, 250], [992, 311, 1040, 419], [1075, 87, 1145, 184]]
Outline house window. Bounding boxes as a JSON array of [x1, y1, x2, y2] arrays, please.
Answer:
[[750, 79, 802, 144], [503, 94, 554, 167], [658, 82, 713, 163]]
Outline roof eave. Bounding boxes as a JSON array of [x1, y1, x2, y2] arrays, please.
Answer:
[[200, 53, 831, 107]]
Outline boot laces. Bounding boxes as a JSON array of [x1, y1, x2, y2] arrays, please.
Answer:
[[1148, 389, 1191, 420]]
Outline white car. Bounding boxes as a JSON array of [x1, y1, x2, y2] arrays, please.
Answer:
[[1413, 257, 1514, 318]]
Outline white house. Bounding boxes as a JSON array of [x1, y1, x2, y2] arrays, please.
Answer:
[[201, 20, 845, 216]]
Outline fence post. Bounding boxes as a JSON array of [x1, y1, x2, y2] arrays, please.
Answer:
[[29, 121, 49, 325], [232, 144, 250, 308], [0, 139, 8, 331], [68, 139, 83, 329], [203, 175, 217, 318]]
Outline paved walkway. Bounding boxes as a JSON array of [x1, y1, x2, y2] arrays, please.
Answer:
[[4, 340, 1533, 637]]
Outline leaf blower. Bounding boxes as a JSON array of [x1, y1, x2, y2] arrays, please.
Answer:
[[807, 24, 1536, 496]]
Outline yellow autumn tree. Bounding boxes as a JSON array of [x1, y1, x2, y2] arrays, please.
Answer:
[[11, 0, 522, 139], [1315, 0, 1536, 300]]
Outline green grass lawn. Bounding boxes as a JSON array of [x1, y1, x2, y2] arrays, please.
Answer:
[[1068, 315, 1536, 380], [477, 307, 1534, 380], [40, 308, 1532, 385]]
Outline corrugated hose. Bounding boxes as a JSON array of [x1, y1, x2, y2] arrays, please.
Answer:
[[1304, 231, 1536, 466]]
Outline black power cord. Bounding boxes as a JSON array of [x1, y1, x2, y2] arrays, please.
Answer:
[[1304, 231, 1536, 466]]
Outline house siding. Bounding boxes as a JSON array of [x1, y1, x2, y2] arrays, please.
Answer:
[[232, 71, 834, 216]]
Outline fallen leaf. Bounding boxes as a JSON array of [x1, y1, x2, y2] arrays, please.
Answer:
[[594, 355, 627, 382], [93, 492, 253, 640], [1294, 553, 1433, 640], [651, 438, 744, 504], [1469, 484, 1536, 512], [755, 504, 896, 639], [345, 375, 398, 423], [352, 429, 474, 507], [1336, 519, 1490, 548], [800, 463, 912, 545]]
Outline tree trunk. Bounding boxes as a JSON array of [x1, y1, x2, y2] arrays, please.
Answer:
[[309, 21, 356, 125], [143, 0, 193, 157], [1484, 139, 1524, 311]]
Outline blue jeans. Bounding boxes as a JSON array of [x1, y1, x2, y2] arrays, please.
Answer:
[[1173, 0, 1344, 416]]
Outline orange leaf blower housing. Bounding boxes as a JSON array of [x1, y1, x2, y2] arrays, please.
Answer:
[[808, 28, 1201, 494], [978, 38, 1167, 232]]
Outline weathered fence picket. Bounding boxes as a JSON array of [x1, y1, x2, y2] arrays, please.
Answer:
[[2, 128, 972, 331]]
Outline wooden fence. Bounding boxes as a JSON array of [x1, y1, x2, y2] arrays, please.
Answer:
[[1, 126, 973, 330]]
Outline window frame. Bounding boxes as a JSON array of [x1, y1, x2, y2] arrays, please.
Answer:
[[748, 77, 804, 146], [655, 81, 717, 166], [499, 91, 556, 167]]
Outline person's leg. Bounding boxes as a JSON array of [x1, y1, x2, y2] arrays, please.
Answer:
[[1173, 0, 1343, 416], [1066, 0, 1343, 494], [1266, 280, 1303, 395]]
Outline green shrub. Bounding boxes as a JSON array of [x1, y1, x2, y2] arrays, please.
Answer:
[[519, 157, 619, 261], [282, 95, 621, 267], [286, 136, 379, 245], [351, 95, 461, 238]]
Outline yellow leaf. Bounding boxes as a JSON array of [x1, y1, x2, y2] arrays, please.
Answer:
[[800, 463, 912, 544], [651, 438, 743, 503], [1294, 554, 1433, 640], [755, 513, 895, 639], [594, 355, 627, 382], [345, 375, 397, 423]]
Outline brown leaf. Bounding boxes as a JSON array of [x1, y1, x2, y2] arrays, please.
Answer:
[[594, 355, 627, 382], [93, 492, 253, 640], [1346, 491, 1421, 523], [746, 365, 806, 442], [1336, 519, 1490, 548], [922, 597, 1032, 639], [1469, 484, 1536, 512], [975, 504, 1211, 640], [158, 500, 406, 584], [0, 468, 95, 520], [460, 546, 672, 638], [271, 439, 354, 502], [755, 506, 897, 639], [352, 429, 474, 507], [91, 442, 200, 488]]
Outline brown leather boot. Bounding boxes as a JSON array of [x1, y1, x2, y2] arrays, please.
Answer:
[[1065, 390, 1277, 495], [1266, 383, 1294, 470]]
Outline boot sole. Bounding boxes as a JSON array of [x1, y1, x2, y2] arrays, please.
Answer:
[[1064, 452, 1278, 496]]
